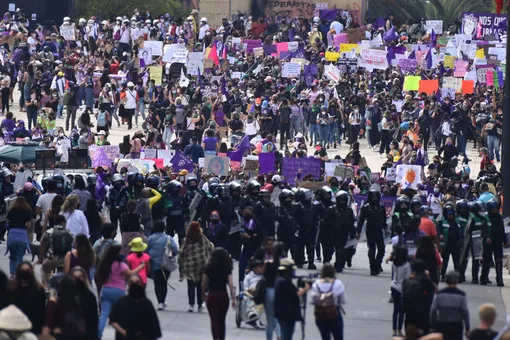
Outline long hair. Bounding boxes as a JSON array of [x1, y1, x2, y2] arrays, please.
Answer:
[[70, 266, 92, 291], [84, 198, 99, 217], [416, 236, 436, 264], [9, 197, 31, 215], [205, 247, 233, 273], [14, 261, 44, 291], [97, 244, 121, 283], [184, 221, 203, 244], [62, 194, 79, 213], [49, 195, 65, 220], [393, 246, 409, 267], [75, 234, 96, 272]]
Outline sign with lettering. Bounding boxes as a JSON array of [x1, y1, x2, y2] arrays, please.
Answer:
[[360, 49, 388, 70], [462, 12, 507, 40]]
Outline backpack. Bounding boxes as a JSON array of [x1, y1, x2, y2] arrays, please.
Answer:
[[62, 90, 73, 105], [136, 198, 153, 232], [402, 277, 427, 316], [314, 281, 339, 320], [252, 278, 266, 305], [52, 228, 73, 257], [113, 29, 122, 41], [62, 297, 87, 338], [96, 239, 115, 265], [161, 236, 178, 272], [97, 111, 107, 127]]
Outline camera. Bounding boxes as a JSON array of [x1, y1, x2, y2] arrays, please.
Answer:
[[296, 273, 319, 288]]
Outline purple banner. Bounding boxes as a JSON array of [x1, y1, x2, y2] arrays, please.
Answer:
[[398, 58, 418, 72], [170, 150, 194, 172], [352, 195, 397, 219], [245, 39, 263, 53], [259, 152, 276, 174], [461, 12, 507, 40], [263, 44, 277, 56], [282, 157, 322, 185], [304, 64, 318, 87]]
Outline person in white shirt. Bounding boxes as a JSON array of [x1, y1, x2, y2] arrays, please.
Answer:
[[123, 82, 138, 130], [27, 31, 39, 52], [0, 73, 11, 114], [36, 180, 58, 227], [311, 264, 346, 339], [198, 17, 209, 41], [50, 72, 66, 118], [243, 260, 264, 292], [242, 260, 265, 328], [60, 194, 89, 238], [244, 115, 260, 139]]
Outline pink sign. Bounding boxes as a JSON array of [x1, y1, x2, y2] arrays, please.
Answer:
[[334, 34, 349, 46]]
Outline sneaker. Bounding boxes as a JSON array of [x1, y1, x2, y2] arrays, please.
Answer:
[[188, 305, 194, 312], [198, 304, 204, 312], [158, 303, 166, 310]]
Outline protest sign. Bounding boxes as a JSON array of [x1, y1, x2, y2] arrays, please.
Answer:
[[171, 48, 189, 64], [245, 39, 262, 53], [244, 158, 259, 176], [461, 80, 475, 94], [259, 153, 276, 174], [453, 60, 469, 77], [397, 58, 417, 73], [324, 64, 341, 83], [395, 164, 422, 189], [141, 149, 157, 159], [476, 65, 494, 84], [337, 58, 358, 72], [360, 49, 388, 70], [425, 20, 443, 34], [282, 157, 322, 185], [88, 145, 120, 168], [418, 80, 439, 95], [353, 195, 396, 219], [204, 156, 229, 176], [186, 52, 204, 76], [138, 48, 152, 67], [141, 158, 164, 169], [488, 47, 506, 61], [443, 55, 456, 69], [117, 159, 155, 175], [143, 41, 163, 56], [170, 151, 194, 172], [162, 44, 187, 63], [334, 33, 349, 45], [281, 63, 301, 78], [386, 167, 397, 181], [156, 149, 175, 167], [60, 23, 76, 40], [441, 88, 456, 100], [325, 51, 340, 61], [403, 76, 420, 91], [253, 47, 263, 58], [462, 12, 507, 40], [334, 165, 354, 179], [442, 77, 463, 92], [340, 44, 358, 53]]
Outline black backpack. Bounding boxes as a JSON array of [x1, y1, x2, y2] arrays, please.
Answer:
[[52, 229, 74, 257]]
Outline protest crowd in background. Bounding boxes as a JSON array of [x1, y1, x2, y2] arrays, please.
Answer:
[[0, 4, 509, 340]]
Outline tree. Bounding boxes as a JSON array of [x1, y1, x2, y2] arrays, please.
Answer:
[[75, 0, 186, 21]]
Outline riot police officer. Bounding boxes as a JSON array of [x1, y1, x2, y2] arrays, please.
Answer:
[[317, 186, 334, 262], [481, 199, 505, 286], [254, 189, 277, 237], [276, 189, 298, 258], [332, 191, 356, 272], [239, 180, 261, 212], [437, 202, 463, 282], [294, 188, 317, 269], [166, 180, 185, 245], [108, 174, 125, 227], [409, 196, 423, 218], [392, 196, 412, 236], [357, 187, 387, 276]]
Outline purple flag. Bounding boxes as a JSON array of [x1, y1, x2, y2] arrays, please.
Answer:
[[170, 151, 195, 172], [259, 153, 276, 174], [425, 49, 432, 69], [430, 29, 437, 47], [408, 50, 416, 59], [263, 44, 277, 56], [227, 135, 251, 162], [304, 64, 318, 87], [383, 26, 398, 43], [373, 17, 386, 30], [321, 9, 339, 21], [386, 47, 395, 66]]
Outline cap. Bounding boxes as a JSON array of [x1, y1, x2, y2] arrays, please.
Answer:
[[97, 130, 107, 136], [57, 71, 64, 77], [23, 182, 33, 191], [127, 81, 134, 87], [178, 169, 188, 176]]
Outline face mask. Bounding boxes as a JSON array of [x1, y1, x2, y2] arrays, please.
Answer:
[[244, 214, 252, 220], [446, 142, 452, 146], [354, 109, 359, 113], [210, 218, 219, 223], [128, 284, 145, 299], [18, 270, 32, 282], [434, 188, 439, 193]]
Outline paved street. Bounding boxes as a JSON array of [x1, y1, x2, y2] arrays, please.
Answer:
[[2, 92, 509, 339]]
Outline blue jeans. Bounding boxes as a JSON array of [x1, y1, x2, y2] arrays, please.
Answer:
[[85, 87, 94, 109], [316, 313, 343, 340], [98, 286, 126, 338], [279, 320, 296, 340], [135, 101, 146, 126], [309, 124, 319, 144], [26, 106, 37, 131], [77, 86, 85, 106], [329, 122, 341, 145], [264, 287, 281, 340], [319, 124, 330, 146], [456, 134, 466, 156], [290, 116, 302, 139], [8, 242, 26, 275], [487, 134, 501, 161]]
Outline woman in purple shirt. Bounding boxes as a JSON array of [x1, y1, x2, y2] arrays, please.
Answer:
[[1, 112, 15, 132], [202, 129, 219, 156]]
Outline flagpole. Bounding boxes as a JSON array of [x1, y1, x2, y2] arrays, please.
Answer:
[[503, 3, 510, 218]]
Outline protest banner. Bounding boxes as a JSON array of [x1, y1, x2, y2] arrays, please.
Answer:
[[324, 64, 341, 83], [245, 39, 263, 53], [418, 80, 439, 95], [204, 156, 229, 176], [453, 60, 469, 77], [88, 145, 120, 168], [117, 159, 155, 175], [259, 153, 276, 174], [60, 23, 76, 40], [395, 164, 422, 189], [403, 76, 420, 91], [397, 58, 417, 73], [281, 62, 301, 78], [360, 49, 388, 70], [170, 151, 194, 172], [425, 20, 443, 34], [138, 48, 152, 67], [143, 41, 163, 56], [282, 157, 321, 185], [186, 52, 204, 76], [462, 12, 507, 40]]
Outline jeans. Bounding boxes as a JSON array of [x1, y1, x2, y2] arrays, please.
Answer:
[[65, 106, 77, 130], [154, 268, 170, 304], [187, 279, 203, 306], [316, 313, 343, 340], [8, 242, 26, 275], [391, 288, 404, 331], [329, 122, 341, 145], [309, 123, 319, 144], [85, 87, 94, 109], [487, 134, 501, 161], [26, 106, 37, 131], [206, 290, 229, 340], [290, 116, 302, 139], [264, 287, 281, 340], [349, 125, 360, 144], [319, 124, 329, 146], [456, 133, 466, 156], [98, 286, 126, 338], [57, 98, 63, 118], [279, 320, 296, 340], [77, 86, 85, 106], [135, 101, 146, 126], [163, 126, 173, 147]]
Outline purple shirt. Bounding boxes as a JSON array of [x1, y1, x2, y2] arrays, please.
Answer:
[[203, 137, 218, 151], [214, 109, 225, 127], [1, 119, 15, 132]]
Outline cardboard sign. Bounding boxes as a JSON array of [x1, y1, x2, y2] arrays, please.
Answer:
[[281, 62, 301, 78], [203, 156, 229, 176], [425, 20, 443, 34], [395, 164, 422, 189], [143, 41, 163, 56], [360, 49, 388, 70], [403, 76, 421, 91], [60, 24, 76, 41], [324, 64, 341, 83], [186, 52, 204, 76]]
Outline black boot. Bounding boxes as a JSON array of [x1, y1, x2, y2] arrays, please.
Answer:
[[306, 246, 316, 270], [496, 259, 504, 287], [480, 260, 491, 285], [472, 260, 480, 284]]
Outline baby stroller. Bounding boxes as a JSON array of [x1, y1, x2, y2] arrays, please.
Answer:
[[235, 282, 266, 329]]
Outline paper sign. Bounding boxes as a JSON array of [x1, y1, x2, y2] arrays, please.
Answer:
[[117, 159, 155, 175], [453, 60, 469, 77], [203, 156, 229, 176], [148, 66, 163, 85], [138, 48, 152, 67], [281, 62, 301, 78], [476, 49, 485, 59], [443, 55, 456, 69], [403, 76, 421, 91], [461, 80, 475, 94], [325, 51, 340, 61], [60, 23, 76, 41], [253, 47, 263, 57], [144, 41, 163, 56], [186, 52, 204, 76], [360, 49, 388, 70], [157, 149, 175, 167], [441, 88, 456, 100], [340, 44, 358, 53], [398, 58, 417, 72], [419, 80, 439, 94], [162, 44, 187, 63], [324, 64, 341, 83], [8, 3, 15, 11], [442, 77, 463, 92], [425, 20, 443, 34], [395, 164, 422, 189]]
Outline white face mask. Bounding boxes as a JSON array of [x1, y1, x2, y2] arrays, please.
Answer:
[[354, 109, 359, 113]]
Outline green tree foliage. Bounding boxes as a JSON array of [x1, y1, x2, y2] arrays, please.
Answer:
[[76, 0, 186, 21]]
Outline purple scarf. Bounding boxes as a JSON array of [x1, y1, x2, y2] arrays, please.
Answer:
[[243, 218, 255, 231]]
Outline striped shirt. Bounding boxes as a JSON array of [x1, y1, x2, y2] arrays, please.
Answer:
[[430, 287, 470, 330]]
